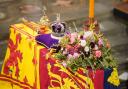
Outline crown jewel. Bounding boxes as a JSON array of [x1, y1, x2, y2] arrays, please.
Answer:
[[51, 22, 66, 33]]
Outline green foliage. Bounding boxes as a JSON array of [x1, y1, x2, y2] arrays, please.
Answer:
[[54, 52, 66, 60]]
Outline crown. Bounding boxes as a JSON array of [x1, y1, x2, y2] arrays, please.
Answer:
[[51, 14, 67, 37], [51, 22, 66, 34]]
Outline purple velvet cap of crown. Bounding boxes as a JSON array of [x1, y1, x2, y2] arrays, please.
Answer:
[[35, 34, 59, 48]]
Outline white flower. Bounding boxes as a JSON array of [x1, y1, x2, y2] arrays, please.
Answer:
[[94, 45, 98, 50], [84, 46, 89, 52], [61, 48, 64, 51], [80, 40, 86, 47], [84, 31, 93, 38]]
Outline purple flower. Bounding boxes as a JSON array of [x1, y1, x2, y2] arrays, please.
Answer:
[[98, 38, 103, 46], [80, 35, 84, 39], [90, 42, 95, 48]]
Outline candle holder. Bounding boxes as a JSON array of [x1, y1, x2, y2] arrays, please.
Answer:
[[84, 18, 99, 33]]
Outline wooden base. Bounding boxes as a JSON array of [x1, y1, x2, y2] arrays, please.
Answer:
[[113, 2, 128, 20]]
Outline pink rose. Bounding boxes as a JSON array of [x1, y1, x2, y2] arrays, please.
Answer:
[[70, 33, 78, 44], [73, 53, 80, 59], [95, 50, 102, 58], [70, 37, 75, 44]]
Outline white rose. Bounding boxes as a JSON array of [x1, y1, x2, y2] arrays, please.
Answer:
[[84, 31, 93, 38], [80, 40, 86, 47], [84, 46, 89, 52], [95, 45, 98, 50]]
